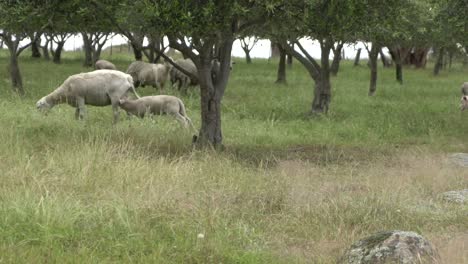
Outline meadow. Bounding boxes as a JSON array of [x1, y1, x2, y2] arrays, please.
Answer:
[[0, 49, 467, 263]]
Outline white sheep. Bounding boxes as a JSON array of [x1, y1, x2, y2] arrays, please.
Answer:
[[118, 95, 195, 130], [95, 59, 117, 70], [169, 58, 233, 93], [169, 58, 198, 92], [36, 70, 140, 123], [461, 82, 468, 95], [126, 61, 170, 90], [461, 95, 468, 111]]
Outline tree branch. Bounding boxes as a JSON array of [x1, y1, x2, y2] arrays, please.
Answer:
[[281, 40, 320, 80], [294, 40, 321, 71]]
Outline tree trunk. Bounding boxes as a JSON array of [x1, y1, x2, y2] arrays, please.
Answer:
[[389, 48, 405, 84], [379, 48, 391, 67], [41, 39, 50, 60], [198, 64, 223, 148], [7, 47, 24, 95], [270, 42, 280, 58], [311, 45, 332, 113], [53, 42, 65, 64], [415, 48, 429, 68], [368, 44, 379, 96], [196, 39, 234, 148], [433, 47, 444, 76], [82, 33, 93, 67], [275, 45, 287, 84], [396, 63, 403, 84], [93, 43, 105, 64], [31, 37, 41, 58], [287, 53, 293, 67], [331, 43, 344, 76], [131, 42, 143, 61], [443, 50, 448, 69], [242, 47, 252, 64], [354, 48, 362, 66]]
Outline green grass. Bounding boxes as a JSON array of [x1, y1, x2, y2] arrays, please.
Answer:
[[0, 49, 467, 263]]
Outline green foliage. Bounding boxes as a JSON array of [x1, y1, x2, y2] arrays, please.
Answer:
[[0, 1, 47, 32]]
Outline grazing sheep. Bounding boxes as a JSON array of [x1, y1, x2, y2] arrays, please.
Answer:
[[95, 59, 117, 70], [169, 58, 198, 92], [119, 95, 195, 130], [126, 61, 170, 90], [461, 82, 468, 95], [169, 58, 233, 93], [36, 70, 140, 123], [461, 95, 468, 111]]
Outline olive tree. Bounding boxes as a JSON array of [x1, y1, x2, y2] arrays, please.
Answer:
[[269, 0, 366, 114], [95, 0, 273, 148], [0, 1, 49, 95]]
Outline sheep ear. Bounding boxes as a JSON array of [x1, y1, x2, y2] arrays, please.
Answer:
[[464, 96, 467, 101]]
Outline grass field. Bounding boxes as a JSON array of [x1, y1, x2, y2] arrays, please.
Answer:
[[0, 49, 467, 263]]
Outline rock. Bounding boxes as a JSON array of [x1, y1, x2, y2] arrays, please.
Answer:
[[440, 189, 468, 204], [340, 230, 440, 264], [449, 153, 468, 167]]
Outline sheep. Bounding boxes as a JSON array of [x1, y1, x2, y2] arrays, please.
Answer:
[[36, 70, 140, 123], [461, 82, 468, 95], [169, 58, 233, 93], [118, 95, 195, 130], [126, 61, 170, 90], [461, 95, 468, 111], [95, 59, 117, 70], [169, 58, 198, 92]]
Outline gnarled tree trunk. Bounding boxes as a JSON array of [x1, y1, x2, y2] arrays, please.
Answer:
[[131, 42, 143, 61], [275, 44, 287, 84], [312, 44, 332, 113], [31, 35, 42, 58], [1, 32, 32, 95], [196, 38, 235, 148], [53, 42, 65, 64], [8, 48, 24, 95], [354, 48, 362, 66], [41, 37, 50, 60], [433, 47, 444, 76], [368, 44, 379, 96], [243, 47, 252, 64], [82, 33, 93, 67], [331, 42, 344, 76], [389, 46, 410, 84]]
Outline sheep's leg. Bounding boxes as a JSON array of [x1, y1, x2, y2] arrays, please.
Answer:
[[110, 97, 120, 124], [76, 97, 86, 120]]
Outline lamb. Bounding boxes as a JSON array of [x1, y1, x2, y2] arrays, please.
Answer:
[[461, 95, 468, 111], [36, 70, 140, 123], [126, 61, 170, 90], [118, 95, 195, 130], [95, 59, 117, 70], [461, 82, 468, 95]]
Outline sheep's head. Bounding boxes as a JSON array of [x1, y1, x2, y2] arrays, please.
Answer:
[[119, 99, 127, 105], [460, 96, 468, 111], [36, 96, 53, 112]]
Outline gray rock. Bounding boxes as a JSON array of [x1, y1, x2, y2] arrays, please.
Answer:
[[440, 189, 468, 204], [449, 153, 468, 167], [340, 230, 440, 264]]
